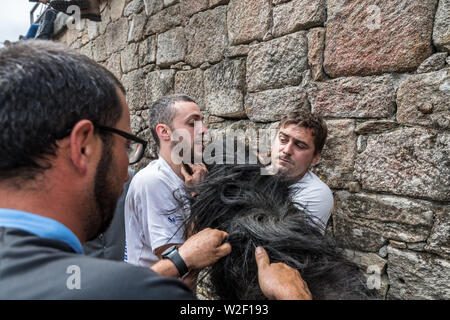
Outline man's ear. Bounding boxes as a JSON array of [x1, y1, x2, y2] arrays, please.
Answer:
[[156, 124, 171, 142], [69, 120, 99, 175], [312, 152, 321, 166]]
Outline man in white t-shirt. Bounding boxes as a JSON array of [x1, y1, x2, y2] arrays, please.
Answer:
[[270, 111, 333, 234], [125, 94, 207, 268]]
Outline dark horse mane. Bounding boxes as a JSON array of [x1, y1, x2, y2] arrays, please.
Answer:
[[180, 162, 372, 300]]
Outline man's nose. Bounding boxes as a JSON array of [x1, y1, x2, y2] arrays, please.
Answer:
[[282, 141, 294, 155], [201, 121, 207, 134], [194, 120, 207, 134]]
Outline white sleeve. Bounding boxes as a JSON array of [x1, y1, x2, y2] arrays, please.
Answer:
[[291, 183, 334, 233], [124, 179, 142, 264], [135, 175, 186, 252]]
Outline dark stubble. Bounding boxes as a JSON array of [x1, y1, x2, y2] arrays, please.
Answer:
[[85, 140, 121, 241]]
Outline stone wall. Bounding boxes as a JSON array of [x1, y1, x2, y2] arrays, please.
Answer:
[[56, 0, 450, 299]]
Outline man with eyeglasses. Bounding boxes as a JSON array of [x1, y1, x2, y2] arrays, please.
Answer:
[[0, 40, 310, 300], [81, 127, 145, 261]]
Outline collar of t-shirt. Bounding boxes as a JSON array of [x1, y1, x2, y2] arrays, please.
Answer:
[[298, 170, 312, 183], [158, 156, 185, 185], [0, 208, 84, 254]]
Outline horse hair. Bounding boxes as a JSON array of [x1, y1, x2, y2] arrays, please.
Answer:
[[180, 162, 373, 300]]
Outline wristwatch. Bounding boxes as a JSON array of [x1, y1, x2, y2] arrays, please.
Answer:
[[161, 245, 189, 278]]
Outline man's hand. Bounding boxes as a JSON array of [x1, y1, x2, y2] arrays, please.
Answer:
[[178, 228, 231, 270], [255, 246, 312, 300], [181, 163, 208, 187]]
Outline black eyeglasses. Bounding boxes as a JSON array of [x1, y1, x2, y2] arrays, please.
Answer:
[[95, 124, 147, 165]]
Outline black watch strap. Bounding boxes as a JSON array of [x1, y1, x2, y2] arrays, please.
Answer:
[[161, 246, 189, 278]]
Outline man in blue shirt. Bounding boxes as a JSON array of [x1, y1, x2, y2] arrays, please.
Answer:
[[0, 40, 311, 300], [49, 0, 101, 22], [27, 1, 58, 40]]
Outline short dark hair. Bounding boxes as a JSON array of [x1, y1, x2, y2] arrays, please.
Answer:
[[0, 40, 125, 183], [181, 164, 372, 300], [148, 94, 196, 148], [280, 111, 328, 155]]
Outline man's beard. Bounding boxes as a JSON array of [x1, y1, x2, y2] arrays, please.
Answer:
[[276, 163, 290, 175], [85, 143, 121, 241]]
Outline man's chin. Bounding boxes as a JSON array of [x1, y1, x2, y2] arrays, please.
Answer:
[[272, 163, 291, 176], [86, 208, 115, 241]]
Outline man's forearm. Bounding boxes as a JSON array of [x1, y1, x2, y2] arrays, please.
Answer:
[[150, 258, 181, 278], [151, 228, 231, 279]]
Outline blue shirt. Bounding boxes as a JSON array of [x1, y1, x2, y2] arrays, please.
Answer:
[[0, 208, 83, 254]]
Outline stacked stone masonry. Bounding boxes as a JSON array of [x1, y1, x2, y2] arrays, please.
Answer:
[[56, 0, 450, 299]]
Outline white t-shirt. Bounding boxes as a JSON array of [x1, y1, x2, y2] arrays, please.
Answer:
[[290, 170, 334, 234], [124, 157, 188, 267]]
